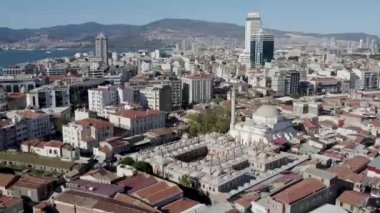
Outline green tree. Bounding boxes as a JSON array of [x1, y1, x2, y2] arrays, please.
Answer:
[[179, 174, 193, 188], [119, 157, 135, 166], [291, 94, 301, 99], [186, 106, 230, 136], [132, 161, 153, 174]]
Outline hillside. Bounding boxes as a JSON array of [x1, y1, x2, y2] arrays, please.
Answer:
[[0, 19, 378, 48]]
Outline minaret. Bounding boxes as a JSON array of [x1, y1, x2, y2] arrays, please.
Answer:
[[230, 82, 237, 131]]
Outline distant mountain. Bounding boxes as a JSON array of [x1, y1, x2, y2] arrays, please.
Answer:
[[0, 19, 378, 48]]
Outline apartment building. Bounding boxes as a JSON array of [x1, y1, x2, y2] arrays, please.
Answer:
[[6, 110, 52, 143], [181, 74, 213, 105], [126, 76, 182, 110], [88, 85, 134, 117], [26, 85, 70, 109], [62, 118, 114, 152], [140, 84, 173, 111]]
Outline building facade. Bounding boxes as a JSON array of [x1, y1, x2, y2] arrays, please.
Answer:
[[26, 85, 70, 109], [108, 110, 165, 136], [181, 75, 213, 105], [62, 118, 114, 152], [95, 33, 108, 65], [140, 84, 173, 111]]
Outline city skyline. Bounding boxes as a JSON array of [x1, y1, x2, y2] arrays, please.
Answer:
[[1, 0, 380, 35]]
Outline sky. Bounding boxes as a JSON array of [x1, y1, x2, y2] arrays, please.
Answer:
[[1, 0, 379, 35]]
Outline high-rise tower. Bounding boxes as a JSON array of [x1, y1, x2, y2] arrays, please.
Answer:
[[240, 11, 274, 69], [95, 33, 108, 66], [245, 12, 262, 53]]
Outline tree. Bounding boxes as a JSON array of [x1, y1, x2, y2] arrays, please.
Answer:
[[119, 157, 135, 166], [179, 174, 193, 188], [186, 106, 230, 136], [132, 161, 153, 174], [291, 94, 301, 99]]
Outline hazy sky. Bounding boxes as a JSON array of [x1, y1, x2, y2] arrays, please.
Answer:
[[1, 0, 379, 34]]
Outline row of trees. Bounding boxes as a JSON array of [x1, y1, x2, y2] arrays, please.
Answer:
[[119, 157, 153, 174], [186, 106, 231, 136]]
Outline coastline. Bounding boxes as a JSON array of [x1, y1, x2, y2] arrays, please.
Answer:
[[0, 49, 88, 68]]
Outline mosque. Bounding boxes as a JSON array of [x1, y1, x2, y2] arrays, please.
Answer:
[[229, 84, 296, 146]]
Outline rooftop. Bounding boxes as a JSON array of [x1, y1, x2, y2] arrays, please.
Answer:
[[112, 110, 162, 119], [13, 175, 54, 189], [304, 167, 337, 180], [116, 173, 158, 193], [273, 178, 325, 204], [0, 196, 22, 209], [161, 198, 199, 213], [54, 190, 155, 213], [342, 156, 369, 173], [67, 179, 124, 197], [255, 105, 280, 118], [0, 173, 17, 188], [81, 168, 119, 183], [75, 118, 112, 129], [16, 110, 46, 119], [310, 204, 347, 213], [368, 156, 380, 169], [182, 74, 213, 80], [337, 191, 370, 208], [0, 151, 77, 170]]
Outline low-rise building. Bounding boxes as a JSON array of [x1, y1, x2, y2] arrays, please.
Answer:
[[0, 151, 80, 174], [62, 118, 114, 152], [93, 137, 130, 163], [6, 110, 52, 143], [80, 168, 121, 184], [264, 178, 338, 213], [0, 174, 18, 197], [9, 175, 55, 202], [336, 191, 375, 213], [20, 140, 79, 161], [108, 110, 165, 136], [51, 190, 157, 213], [0, 196, 23, 213], [65, 179, 124, 198]]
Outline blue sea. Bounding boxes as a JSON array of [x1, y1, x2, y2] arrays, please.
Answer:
[[0, 49, 87, 68]]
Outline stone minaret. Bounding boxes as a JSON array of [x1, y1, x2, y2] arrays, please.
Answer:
[[230, 82, 236, 131]]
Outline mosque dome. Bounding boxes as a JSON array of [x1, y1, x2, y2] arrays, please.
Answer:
[[255, 105, 280, 118]]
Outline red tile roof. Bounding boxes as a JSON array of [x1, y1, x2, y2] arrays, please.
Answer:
[[145, 186, 182, 205], [44, 140, 64, 148], [161, 198, 199, 213], [17, 110, 46, 119], [319, 120, 338, 129], [343, 156, 369, 173], [273, 179, 325, 204], [303, 119, 319, 129], [0, 174, 18, 188], [337, 191, 370, 207], [117, 173, 158, 193], [371, 119, 380, 128], [134, 182, 169, 198], [75, 118, 112, 129], [234, 193, 260, 209], [112, 110, 162, 119], [0, 196, 22, 208]]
